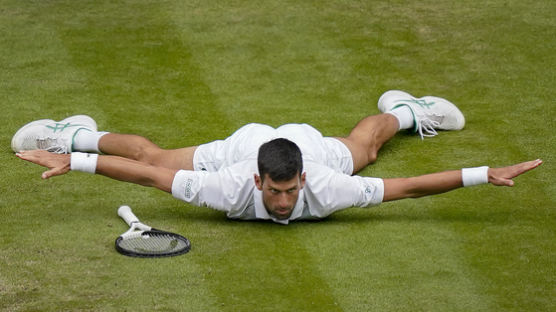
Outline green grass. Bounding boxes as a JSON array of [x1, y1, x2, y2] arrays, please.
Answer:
[[1, 0, 555, 311]]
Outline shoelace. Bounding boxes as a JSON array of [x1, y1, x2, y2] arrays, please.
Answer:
[[417, 118, 440, 139], [36, 138, 68, 154], [416, 113, 445, 140]]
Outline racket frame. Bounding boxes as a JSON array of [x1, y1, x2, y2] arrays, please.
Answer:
[[115, 206, 191, 258]]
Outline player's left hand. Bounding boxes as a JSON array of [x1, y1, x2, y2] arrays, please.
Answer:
[[488, 159, 543, 187], [16, 150, 71, 179]]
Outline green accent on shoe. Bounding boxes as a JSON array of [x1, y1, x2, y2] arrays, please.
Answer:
[[391, 103, 418, 133], [46, 122, 88, 133], [394, 98, 435, 109]]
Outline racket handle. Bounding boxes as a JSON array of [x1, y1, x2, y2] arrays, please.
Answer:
[[118, 205, 140, 225]]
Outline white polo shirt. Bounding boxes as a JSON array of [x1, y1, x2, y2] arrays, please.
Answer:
[[170, 123, 384, 224]]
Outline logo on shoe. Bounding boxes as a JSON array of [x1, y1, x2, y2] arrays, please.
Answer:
[[46, 123, 86, 133], [396, 99, 435, 109]]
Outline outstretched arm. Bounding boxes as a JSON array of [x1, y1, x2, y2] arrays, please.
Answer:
[[382, 159, 542, 202], [16, 150, 177, 193]]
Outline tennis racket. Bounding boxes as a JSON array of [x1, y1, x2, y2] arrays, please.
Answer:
[[115, 205, 191, 258]]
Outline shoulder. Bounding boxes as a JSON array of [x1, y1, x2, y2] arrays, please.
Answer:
[[171, 160, 257, 208], [301, 161, 384, 212]]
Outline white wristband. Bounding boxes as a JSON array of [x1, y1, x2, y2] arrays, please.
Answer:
[[461, 166, 489, 187], [70, 152, 98, 174]]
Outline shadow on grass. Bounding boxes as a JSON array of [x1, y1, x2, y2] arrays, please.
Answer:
[[323, 209, 512, 225], [170, 205, 510, 227]]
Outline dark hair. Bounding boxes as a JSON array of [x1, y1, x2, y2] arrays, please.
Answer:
[[257, 138, 303, 182]]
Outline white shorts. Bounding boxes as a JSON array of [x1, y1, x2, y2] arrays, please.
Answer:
[[193, 123, 354, 174]]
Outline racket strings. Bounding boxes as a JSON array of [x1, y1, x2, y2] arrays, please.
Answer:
[[119, 233, 188, 254]]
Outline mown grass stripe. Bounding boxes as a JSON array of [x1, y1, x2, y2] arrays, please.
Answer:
[[186, 222, 342, 311], [49, 1, 342, 310], [47, 0, 232, 144]]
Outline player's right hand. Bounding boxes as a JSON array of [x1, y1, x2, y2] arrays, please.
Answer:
[[16, 150, 71, 179]]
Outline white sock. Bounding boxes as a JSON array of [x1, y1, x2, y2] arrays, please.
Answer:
[[73, 129, 109, 153], [386, 105, 415, 130]]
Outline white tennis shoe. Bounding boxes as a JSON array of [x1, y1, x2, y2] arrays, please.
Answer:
[[11, 115, 97, 153], [378, 90, 465, 138]]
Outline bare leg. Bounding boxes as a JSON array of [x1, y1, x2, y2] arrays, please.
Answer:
[[336, 113, 399, 173], [98, 133, 197, 170]]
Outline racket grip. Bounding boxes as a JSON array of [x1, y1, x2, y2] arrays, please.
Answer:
[[118, 205, 140, 225]]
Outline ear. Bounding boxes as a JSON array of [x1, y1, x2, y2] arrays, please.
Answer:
[[254, 174, 263, 190], [299, 172, 306, 189]]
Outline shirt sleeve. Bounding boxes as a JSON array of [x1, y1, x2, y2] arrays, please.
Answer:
[[303, 162, 384, 218], [171, 161, 256, 213]]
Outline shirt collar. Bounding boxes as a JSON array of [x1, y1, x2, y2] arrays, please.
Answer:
[[254, 188, 305, 225]]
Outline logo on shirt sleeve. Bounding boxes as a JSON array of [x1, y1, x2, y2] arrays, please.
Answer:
[[184, 178, 193, 199]]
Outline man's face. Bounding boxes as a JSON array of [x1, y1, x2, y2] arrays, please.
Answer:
[[254, 172, 306, 220]]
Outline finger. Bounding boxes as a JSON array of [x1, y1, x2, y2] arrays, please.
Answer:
[[512, 159, 543, 178], [502, 179, 514, 187], [16, 152, 31, 161], [16, 150, 44, 163], [16, 153, 39, 165], [490, 177, 514, 187], [526, 159, 543, 170], [42, 166, 69, 179], [492, 159, 542, 186]]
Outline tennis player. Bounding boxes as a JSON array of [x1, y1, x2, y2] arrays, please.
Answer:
[[13, 90, 542, 224]]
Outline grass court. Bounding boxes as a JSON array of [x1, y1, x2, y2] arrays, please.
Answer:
[[1, 0, 555, 311]]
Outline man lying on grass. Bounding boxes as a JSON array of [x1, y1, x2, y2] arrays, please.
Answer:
[[13, 90, 542, 224]]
